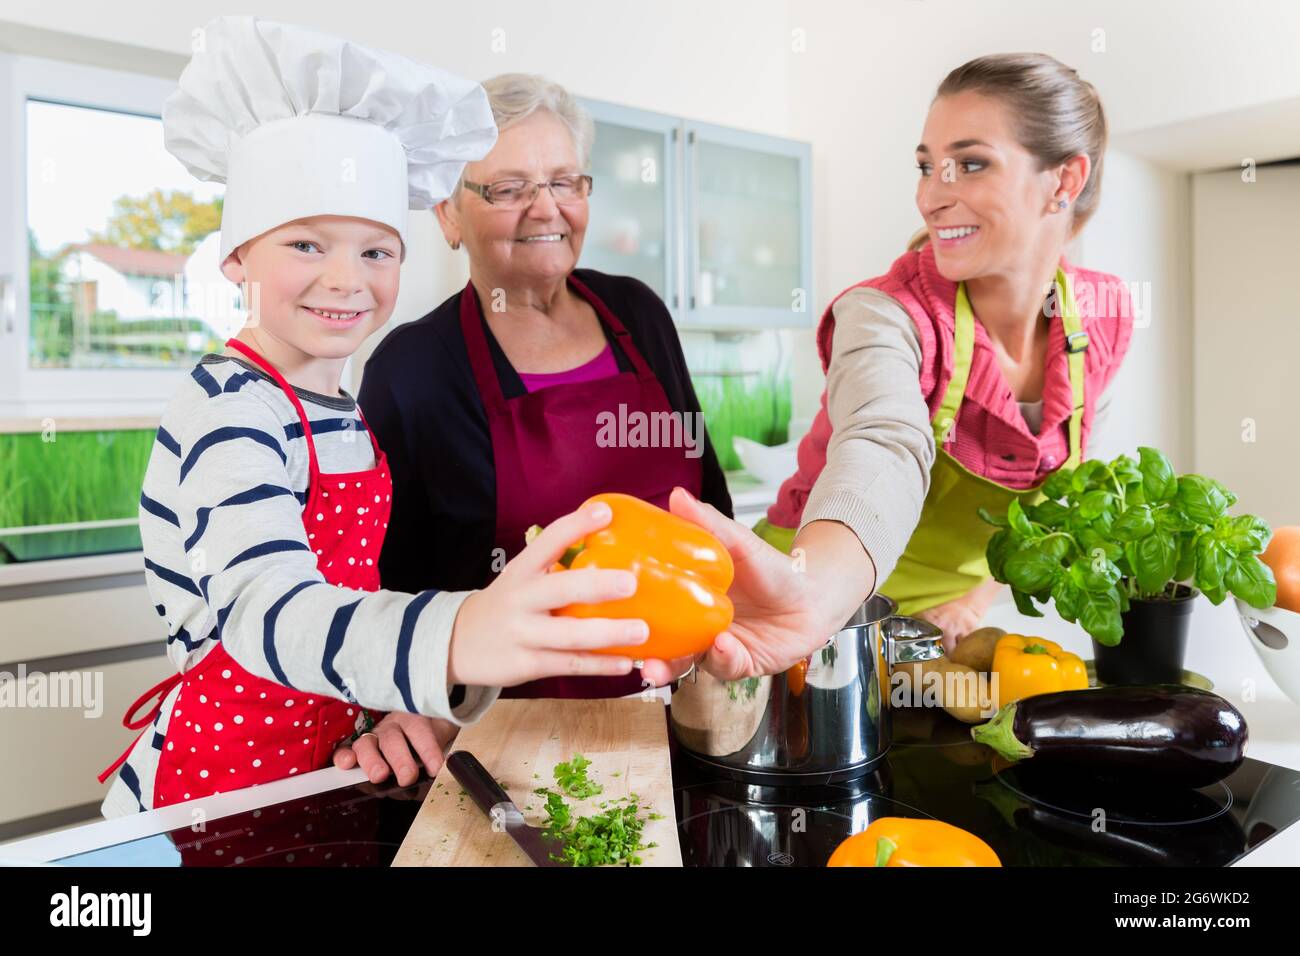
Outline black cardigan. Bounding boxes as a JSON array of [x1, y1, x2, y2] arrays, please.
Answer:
[[359, 268, 733, 594]]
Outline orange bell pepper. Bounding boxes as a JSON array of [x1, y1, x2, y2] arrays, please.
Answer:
[[993, 634, 1088, 708], [827, 817, 1000, 867], [533, 493, 735, 660]]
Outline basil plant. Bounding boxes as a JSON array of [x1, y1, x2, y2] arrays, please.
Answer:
[[979, 447, 1276, 646]]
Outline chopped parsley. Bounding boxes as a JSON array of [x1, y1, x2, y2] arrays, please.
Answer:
[[532, 753, 656, 867], [553, 754, 603, 798]]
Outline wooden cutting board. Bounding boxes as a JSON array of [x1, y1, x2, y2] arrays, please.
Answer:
[[392, 698, 682, 867]]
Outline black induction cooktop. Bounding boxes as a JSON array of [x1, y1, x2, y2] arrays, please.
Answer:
[[55, 704, 1300, 867]]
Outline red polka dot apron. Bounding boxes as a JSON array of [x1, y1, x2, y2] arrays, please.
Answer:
[[99, 338, 391, 807], [459, 275, 704, 699]]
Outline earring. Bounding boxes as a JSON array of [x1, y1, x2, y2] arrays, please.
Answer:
[[1057, 197, 1069, 210], [449, 238, 461, 250]]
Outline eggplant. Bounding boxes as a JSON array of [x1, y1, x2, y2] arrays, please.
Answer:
[[970, 685, 1248, 788]]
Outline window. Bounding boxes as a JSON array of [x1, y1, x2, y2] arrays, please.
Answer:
[[1, 55, 237, 418]]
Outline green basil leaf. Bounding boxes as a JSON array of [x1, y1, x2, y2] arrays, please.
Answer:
[[1006, 498, 1038, 538], [1012, 587, 1044, 618], [1137, 447, 1177, 504], [1051, 575, 1083, 622], [1042, 466, 1074, 500], [1226, 556, 1277, 609], [1034, 535, 1072, 563], [1077, 527, 1123, 562], [1202, 578, 1228, 605], [985, 528, 1015, 583], [977, 506, 1009, 528], [1155, 507, 1197, 534], [1217, 515, 1272, 555], [1114, 546, 1133, 580], [1005, 545, 1061, 594], [1195, 533, 1230, 603], [1110, 455, 1142, 486], [1177, 475, 1230, 526], [1070, 459, 1105, 494], [1078, 589, 1124, 646], [1027, 499, 1071, 528], [1211, 478, 1238, 509], [1078, 489, 1113, 520], [1133, 531, 1178, 596], [1111, 504, 1156, 542], [1070, 554, 1122, 593]]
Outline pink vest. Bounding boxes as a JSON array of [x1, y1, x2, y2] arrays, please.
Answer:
[[768, 244, 1134, 528]]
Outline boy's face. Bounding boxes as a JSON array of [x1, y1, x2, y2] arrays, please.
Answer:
[[221, 216, 402, 361]]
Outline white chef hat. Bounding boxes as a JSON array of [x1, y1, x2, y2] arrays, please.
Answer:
[[163, 15, 497, 262]]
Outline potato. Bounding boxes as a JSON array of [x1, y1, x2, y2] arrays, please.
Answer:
[[948, 626, 1006, 672], [927, 659, 991, 724], [890, 658, 992, 724]]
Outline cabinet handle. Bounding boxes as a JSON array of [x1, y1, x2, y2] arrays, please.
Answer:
[[688, 130, 699, 313]]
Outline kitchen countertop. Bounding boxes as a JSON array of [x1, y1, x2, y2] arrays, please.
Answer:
[[3, 588, 1296, 866]]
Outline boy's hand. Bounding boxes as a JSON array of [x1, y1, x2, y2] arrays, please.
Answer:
[[448, 500, 654, 688]]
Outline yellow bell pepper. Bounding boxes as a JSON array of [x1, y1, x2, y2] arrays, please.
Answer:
[[827, 817, 1000, 867], [993, 634, 1087, 708]]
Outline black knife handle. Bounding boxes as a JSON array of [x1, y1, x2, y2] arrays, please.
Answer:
[[446, 751, 515, 819]]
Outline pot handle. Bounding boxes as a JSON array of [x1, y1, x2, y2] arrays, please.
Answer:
[[883, 615, 945, 666]]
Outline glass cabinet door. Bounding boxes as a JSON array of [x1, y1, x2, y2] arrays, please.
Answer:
[[578, 100, 679, 315], [684, 122, 812, 329]]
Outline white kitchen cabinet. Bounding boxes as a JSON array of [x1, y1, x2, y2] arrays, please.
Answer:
[[0, 653, 172, 831], [0, 559, 170, 836], [578, 98, 812, 330]]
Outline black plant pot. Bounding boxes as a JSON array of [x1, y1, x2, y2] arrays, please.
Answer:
[[1092, 584, 1199, 685]]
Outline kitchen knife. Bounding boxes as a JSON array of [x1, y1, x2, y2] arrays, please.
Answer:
[[445, 750, 567, 867]]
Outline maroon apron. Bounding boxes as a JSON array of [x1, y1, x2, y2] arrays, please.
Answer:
[[459, 275, 703, 698]]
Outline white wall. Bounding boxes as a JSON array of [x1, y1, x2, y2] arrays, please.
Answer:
[[1074, 151, 1193, 470], [1191, 163, 1300, 528]]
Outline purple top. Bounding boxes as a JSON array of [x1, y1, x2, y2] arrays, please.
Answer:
[[516, 343, 620, 393]]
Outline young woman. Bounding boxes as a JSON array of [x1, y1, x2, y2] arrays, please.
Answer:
[[672, 53, 1134, 677]]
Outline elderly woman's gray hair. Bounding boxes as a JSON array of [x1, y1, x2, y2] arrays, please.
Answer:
[[456, 73, 595, 193]]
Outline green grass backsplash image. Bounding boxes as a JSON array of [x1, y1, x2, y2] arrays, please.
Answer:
[[0, 429, 153, 531]]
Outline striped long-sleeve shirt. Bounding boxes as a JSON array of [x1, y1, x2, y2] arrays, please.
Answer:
[[101, 353, 498, 818]]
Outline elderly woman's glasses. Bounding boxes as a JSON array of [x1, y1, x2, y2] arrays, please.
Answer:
[[463, 174, 593, 208]]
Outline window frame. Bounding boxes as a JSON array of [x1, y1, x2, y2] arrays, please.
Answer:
[[0, 53, 201, 420]]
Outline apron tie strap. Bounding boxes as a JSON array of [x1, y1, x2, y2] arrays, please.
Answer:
[[96, 672, 183, 784]]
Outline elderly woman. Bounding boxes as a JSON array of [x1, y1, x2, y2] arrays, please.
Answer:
[[360, 74, 732, 700]]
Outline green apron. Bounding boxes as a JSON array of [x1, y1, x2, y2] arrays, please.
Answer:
[[755, 268, 1087, 616]]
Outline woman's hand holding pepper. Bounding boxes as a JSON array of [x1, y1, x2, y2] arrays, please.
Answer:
[[657, 487, 869, 681]]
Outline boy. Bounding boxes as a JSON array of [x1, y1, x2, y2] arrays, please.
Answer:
[[100, 16, 651, 817]]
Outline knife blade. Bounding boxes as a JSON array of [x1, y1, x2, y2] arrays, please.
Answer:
[[445, 750, 567, 867]]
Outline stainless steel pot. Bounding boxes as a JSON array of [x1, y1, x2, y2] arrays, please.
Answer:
[[669, 594, 943, 784]]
